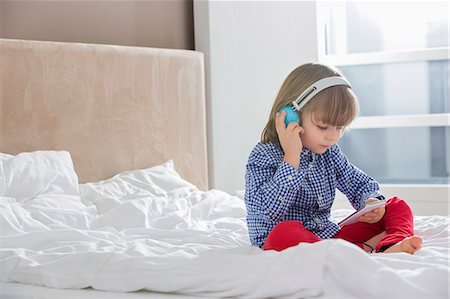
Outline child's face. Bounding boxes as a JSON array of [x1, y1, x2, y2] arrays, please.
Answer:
[[300, 112, 344, 154]]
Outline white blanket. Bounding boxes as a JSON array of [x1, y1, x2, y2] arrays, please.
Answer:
[[0, 157, 449, 298]]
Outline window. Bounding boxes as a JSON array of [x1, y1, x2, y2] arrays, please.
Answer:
[[317, 1, 449, 185]]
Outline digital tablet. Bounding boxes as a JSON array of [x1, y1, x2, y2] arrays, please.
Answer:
[[338, 200, 386, 227]]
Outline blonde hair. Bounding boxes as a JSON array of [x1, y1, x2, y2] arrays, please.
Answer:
[[261, 62, 359, 144]]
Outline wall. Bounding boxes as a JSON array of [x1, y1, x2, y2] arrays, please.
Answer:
[[2, 0, 318, 194], [0, 0, 194, 49], [194, 1, 318, 193]]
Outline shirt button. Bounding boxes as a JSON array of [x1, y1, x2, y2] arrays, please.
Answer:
[[278, 195, 284, 201], [287, 175, 293, 181]]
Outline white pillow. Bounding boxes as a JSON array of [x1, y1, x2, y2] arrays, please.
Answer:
[[1, 151, 80, 200], [79, 160, 197, 208], [0, 153, 13, 160]]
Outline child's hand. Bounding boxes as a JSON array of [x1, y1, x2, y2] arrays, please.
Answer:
[[358, 198, 386, 223], [275, 110, 304, 169]]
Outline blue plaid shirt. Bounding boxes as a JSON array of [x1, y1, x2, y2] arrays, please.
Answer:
[[244, 142, 381, 248]]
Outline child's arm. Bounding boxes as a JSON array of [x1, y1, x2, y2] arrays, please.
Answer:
[[357, 197, 386, 223], [244, 146, 307, 223], [330, 144, 383, 210], [275, 110, 304, 169]]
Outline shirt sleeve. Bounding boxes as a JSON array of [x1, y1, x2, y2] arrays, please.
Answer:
[[244, 145, 307, 222], [330, 144, 382, 210]]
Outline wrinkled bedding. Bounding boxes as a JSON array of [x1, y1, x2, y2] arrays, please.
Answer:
[[1, 152, 448, 298]]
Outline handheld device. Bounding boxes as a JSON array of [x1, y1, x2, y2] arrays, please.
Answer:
[[279, 76, 351, 127], [338, 200, 386, 227]]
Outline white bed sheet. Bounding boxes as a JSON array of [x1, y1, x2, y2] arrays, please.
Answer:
[[0, 282, 197, 299], [1, 159, 449, 298], [1, 211, 448, 299]]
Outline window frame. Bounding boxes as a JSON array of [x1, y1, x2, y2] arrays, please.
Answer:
[[315, 1, 450, 214]]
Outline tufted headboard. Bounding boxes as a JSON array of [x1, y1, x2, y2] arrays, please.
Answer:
[[0, 38, 208, 190]]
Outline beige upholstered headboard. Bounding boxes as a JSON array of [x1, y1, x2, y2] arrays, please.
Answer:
[[0, 38, 208, 190]]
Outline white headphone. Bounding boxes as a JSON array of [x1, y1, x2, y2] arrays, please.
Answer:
[[280, 76, 351, 127], [291, 76, 351, 111]]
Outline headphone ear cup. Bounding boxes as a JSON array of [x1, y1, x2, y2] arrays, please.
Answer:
[[279, 106, 299, 127]]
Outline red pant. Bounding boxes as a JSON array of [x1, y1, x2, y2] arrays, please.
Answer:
[[263, 196, 414, 252]]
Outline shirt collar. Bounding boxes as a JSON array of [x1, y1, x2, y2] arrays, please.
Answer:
[[301, 148, 317, 163], [271, 142, 318, 163]]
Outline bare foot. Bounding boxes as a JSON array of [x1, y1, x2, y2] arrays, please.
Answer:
[[364, 231, 386, 252], [383, 235, 423, 254]]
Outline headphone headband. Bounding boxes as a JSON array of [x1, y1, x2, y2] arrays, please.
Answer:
[[291, 76, 351, 111]]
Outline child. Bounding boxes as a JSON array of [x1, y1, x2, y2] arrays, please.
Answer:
[[244, 62, 422, 254]]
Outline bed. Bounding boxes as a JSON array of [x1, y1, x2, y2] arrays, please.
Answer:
[[1, 38, 449, 299]]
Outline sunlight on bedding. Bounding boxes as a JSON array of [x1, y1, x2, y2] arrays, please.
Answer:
[[0, 151, 449, 298]]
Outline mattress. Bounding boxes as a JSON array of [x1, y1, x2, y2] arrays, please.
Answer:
[[1, 151, 449, 298]]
